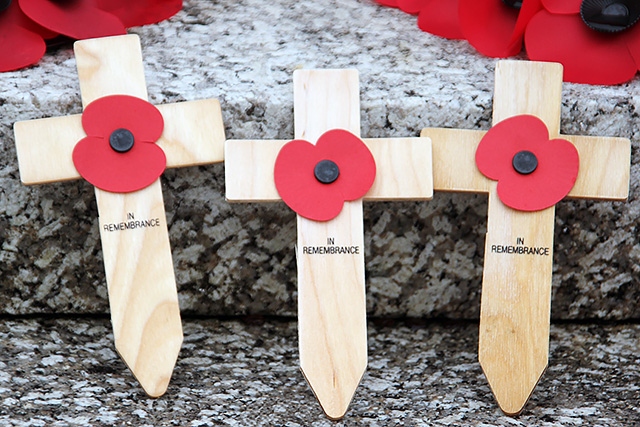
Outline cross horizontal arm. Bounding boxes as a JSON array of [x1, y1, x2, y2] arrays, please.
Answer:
[[14, 100, 225, 185], [224, 139, 287, 202], [14, 114, 85, 185], [422, 128, 630, 200], [421, 128, 491, 193], [224, 137, 433, 202], [158, 99, 225, 167], [565, 134, 629, 200]]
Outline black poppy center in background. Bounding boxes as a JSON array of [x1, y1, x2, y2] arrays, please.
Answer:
[[501, 0, 522, 10], [109, 128, 135, 153], [0, 0, 11, 13], [581, 0, 640, 32], [512, 150, 538, 175], [314, 159, 340, 184]]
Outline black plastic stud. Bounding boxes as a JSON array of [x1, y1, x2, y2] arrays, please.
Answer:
[[314, 159, 340, 184], [109, 128, 135, 153], [581, 0, 640, 33], [0, 0, 11, 13], [501, 0, 522, 9], [512, 150, 538, 175]]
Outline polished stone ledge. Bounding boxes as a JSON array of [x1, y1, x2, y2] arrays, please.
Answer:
[[0, 317, 638, 426]]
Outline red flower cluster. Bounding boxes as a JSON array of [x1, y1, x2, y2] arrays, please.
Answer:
[[73, 95, 167, 193], [475, 115, 579, 211], [274, 129, 376, 222], [375, 0, 640, 84], [0, 0, 182, 72]]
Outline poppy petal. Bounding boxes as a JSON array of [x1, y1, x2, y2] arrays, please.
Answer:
[[82, 95, 164, 143], [314, 130, 376, 202], [274, 139, 346, 222], [73, 136, 166, 193], [0, 4, 46, 72], [397, 0, 429, 14], [417, 0, 465, 39], [525, 11, 638, 84], [459, 0, 523, 57], [274, 130, 376, 222], [374, 0, 399, 7], [541, 0, 581, 14], [476, 115, 579, 212], [624, 22, 640, 69], [496, 137, 579, 211], [19, 0, 126, 40], [5, 0, 57, 39], [96, 0, 182, 27]]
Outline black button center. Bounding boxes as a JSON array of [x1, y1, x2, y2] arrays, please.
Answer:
[[501, 0, 522, 9], [314, 159, 340, 184], [109, 128, 135, 153], [512, 150, 538, 175], [581, 0, 640, 32], [0, 0, 12, 13]]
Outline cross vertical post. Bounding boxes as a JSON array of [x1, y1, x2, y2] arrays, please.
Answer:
[[14, 34, 225, 397], [225, 69, 433, 419], [421, 60, 630, 415]]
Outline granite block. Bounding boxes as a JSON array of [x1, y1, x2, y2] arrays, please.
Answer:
[[0, 318, 638, 425], [0, 0, 639, 319]]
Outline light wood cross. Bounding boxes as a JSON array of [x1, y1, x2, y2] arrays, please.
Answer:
[[225, 69, 433, 419], [14, 34, 225, 397], [422, 60, 630, 415]]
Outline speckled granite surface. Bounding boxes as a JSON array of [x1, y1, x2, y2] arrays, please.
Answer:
[[0, 318, 637, 426], [0, 0, 639, 319]]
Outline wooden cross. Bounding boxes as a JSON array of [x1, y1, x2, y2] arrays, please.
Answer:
[[422, 60, 630, 415], [225, 69, 433, 419], [13, 34, 225, 397]]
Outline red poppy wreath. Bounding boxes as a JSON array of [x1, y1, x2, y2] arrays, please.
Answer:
[[274, 129, 376, 222], [375, 0, 640, 84], [475, 115, 579, 212], [72, 95, 167, 193], [0, 0, 55, 72], [0, 0, 182, 72], [525, 0, 640, 84], [375, 0, 543, 56]]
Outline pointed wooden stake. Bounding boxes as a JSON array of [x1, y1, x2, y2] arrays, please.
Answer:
[[225, 69, 433, 419], [14, 34, 225, 397], [422, 60, 630, 415]]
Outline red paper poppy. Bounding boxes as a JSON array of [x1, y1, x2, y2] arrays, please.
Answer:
[[0, 0, 56, 72], [374, 0, 465, 39], [274, 129, 376, 222], [458, 0, 543, 57], [375, 0, 400, 7], [19, 0, 126, 40], [417, 0, 465, 40], [475, 115, 579, 212], [376, 0, 543, 54], [525, 0, 640, 84], [73, 95, 166, 193], [96, 0, 182, 27]]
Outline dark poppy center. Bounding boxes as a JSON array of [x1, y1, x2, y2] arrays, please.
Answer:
[[314, 159, 340, 184], [512, 150, 538, 175], [501, 0, 522, 9], [581, 0, 640, 33], [109, 128, 135, 153], [0, 0, 11, 13]]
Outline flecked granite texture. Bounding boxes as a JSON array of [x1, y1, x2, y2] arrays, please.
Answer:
[[0, 0, 639, 319], [0, 318, 637, 426], [3, 2, 640, 424]]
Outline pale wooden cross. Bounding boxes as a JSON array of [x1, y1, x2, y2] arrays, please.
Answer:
[[422, 60, 630, 415], [225, 69, 433, 419], [13, 34, 225, 397]]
